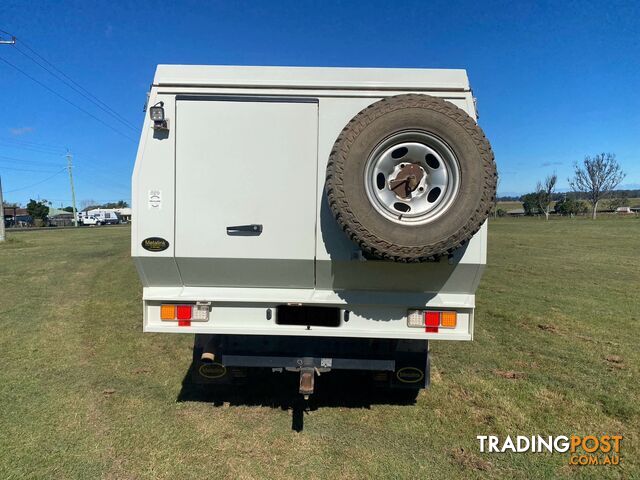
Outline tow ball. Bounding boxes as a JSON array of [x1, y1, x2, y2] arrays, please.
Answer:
[[299, 368, 315, 399]]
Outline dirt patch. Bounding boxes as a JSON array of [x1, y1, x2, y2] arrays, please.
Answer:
[[605, 355, 623, 364], [576, 334, 619, 347], [537, 323, 558, 333], [604, 355, 624, 369], [132, 367, 151, 374], [450, 447, 492, 471], [493, 370, 526, 380], [103, 388, 116, 395]]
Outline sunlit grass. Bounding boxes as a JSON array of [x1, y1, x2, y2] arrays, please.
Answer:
[[0, 219, 638, 479]]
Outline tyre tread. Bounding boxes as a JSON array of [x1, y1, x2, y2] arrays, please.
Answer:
[[326, 94, 497, 262]]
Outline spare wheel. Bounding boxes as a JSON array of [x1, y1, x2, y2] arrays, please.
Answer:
[[326, 94, 497, 262]]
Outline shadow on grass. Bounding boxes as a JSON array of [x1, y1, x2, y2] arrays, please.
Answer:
[[177, 362, 419, 431]]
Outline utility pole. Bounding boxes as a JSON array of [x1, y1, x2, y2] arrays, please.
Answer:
[[66, 150, 78, 227], [1, 34, 15, 241], [0, 176, 5, 242]]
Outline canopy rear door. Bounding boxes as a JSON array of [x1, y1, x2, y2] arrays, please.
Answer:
[[174, 97, 318, 288]]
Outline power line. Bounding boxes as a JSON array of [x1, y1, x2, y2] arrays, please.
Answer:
[[0, 137, 67, 150], [0, 165, 62, 173], [13, 43, 139, 132], [5, 168, 67, 193], [1, 29, 138, 132], [0, 155, 131, 190], [0, 54, 136, 142], [16, 37, 139, 131], [0, 140, 66, 156], [0, 154, 66, 167]]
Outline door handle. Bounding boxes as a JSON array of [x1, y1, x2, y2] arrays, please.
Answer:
[[226, 224, 263, 236]]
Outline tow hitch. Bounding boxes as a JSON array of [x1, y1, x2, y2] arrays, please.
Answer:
[[221, 355, 395, 398], [192, 335, 429, 399], [298, 368, 315, 399]]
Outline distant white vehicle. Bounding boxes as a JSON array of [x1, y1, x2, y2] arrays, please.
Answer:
[[80, 215, 102, 226], [78, 209, 120, 225]]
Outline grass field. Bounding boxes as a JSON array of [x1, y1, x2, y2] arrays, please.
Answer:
[[1, 218, 638, 479]]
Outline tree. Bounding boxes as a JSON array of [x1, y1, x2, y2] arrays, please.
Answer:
[[535, 173, 557, 221], [569, 153, 625, 219], [607, 192, 629, 211], [26, 199, 49, 224], [81, 199, 129, 211], [81, 199, 98, 210], [101, 200, 129, 209], [492, 177, 501, 218], [521, 193, 542, 216], [554, 196, 588, 216], [62, 206, 74, 213]]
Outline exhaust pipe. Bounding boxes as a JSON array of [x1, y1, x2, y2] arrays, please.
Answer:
[[200, 351, 215, 363], [199, 335, 217, 363]]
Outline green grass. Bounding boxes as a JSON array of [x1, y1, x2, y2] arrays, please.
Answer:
[[0, 219, 638, 479]]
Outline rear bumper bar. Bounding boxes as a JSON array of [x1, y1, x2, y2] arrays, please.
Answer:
[[222, 354, 395, 371]]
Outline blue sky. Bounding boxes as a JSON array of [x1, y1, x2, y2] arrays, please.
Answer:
[[1, 0, 638, 206]]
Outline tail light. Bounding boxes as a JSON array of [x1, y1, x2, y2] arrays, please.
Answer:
[[160, 302, 210, 325], [441, 311, 457, 327], [176, 305, 192, 320], [160, 304, 176, 320], [407, 309, 458, 332], [425, 311, 440, 333]]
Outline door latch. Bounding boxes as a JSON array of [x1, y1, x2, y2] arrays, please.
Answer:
[[226, 224, 263, 236]]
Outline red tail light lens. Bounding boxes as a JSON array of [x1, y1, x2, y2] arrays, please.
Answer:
[[425, 311, 440, 333], [176, 305, 192, 320], [425, 311, 440, 326]]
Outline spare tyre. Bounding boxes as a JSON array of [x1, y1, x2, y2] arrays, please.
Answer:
[[326, 94, 497, 262]]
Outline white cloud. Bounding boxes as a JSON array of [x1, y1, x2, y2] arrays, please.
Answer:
[[10, 126, 34, 136]]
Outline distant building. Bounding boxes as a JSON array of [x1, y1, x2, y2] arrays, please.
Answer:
[[507, 208, 525, 216], [2, 206, 32, 227], [615, 206, 635, 215], [48, 207, 75, 227]]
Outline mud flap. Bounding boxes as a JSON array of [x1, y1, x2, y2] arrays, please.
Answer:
[[373, 347, 430, 390], [191, 334, 247, 385]]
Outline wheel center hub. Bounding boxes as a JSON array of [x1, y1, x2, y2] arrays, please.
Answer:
[[388, 163, 426, 200]]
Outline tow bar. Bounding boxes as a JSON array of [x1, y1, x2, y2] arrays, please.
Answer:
[[220, 354, 396, 398]]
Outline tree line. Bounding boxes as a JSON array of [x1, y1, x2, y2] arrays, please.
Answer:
[[497, 153, 627, 219]]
